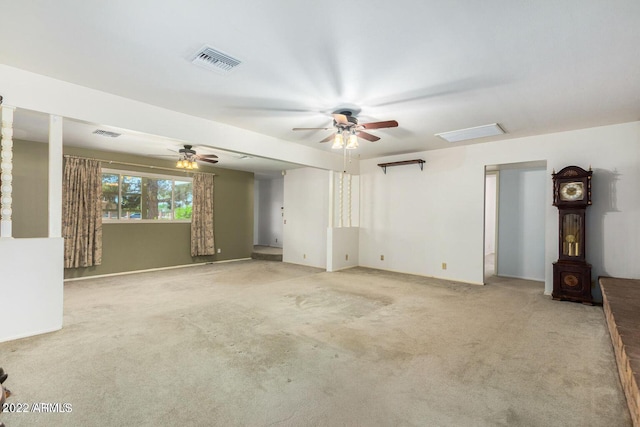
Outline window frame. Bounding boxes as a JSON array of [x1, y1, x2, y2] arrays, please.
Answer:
[[101, 168, 193, 224]]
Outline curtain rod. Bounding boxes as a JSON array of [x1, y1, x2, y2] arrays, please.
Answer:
[[63, 155, 216, 176]]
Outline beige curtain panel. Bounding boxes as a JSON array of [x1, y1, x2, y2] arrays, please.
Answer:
[[62, 157, 103, 268], [191, 173, 215, 256]]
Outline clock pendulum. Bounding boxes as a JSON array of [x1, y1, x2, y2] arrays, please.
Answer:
[[552, 165, 593, 304]]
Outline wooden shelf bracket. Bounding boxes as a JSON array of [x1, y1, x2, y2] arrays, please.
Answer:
[[377, 159, 425, 174]]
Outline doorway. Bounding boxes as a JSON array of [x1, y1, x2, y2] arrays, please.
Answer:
[[484, 161, 547, 283], [253, 176, 284, 248], [484, 172, 498, 279]]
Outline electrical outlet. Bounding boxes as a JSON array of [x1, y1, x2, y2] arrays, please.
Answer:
[[217, 248, 221, 254], [275, 238, 278, 243], [380, 255, 384, 261], [345, 254, 349, 261], [442, 262, 447, 270], [303, 254, 306, 259]]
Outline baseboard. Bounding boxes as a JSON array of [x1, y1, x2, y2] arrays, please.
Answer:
[[356, 264, 485, 286], [64, 258, 251, 282], [327, 265, 359, 273], [494, 273, 545, 282], [0, 325, 62, 344]]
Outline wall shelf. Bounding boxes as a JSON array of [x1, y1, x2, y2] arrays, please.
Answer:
[[377, 159, 425, 174]]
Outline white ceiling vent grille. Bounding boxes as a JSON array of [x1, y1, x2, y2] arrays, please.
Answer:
[[191, 46, 241, 73], [92, 129, 121, 138]]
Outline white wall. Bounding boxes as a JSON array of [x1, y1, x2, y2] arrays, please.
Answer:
[[327, 227, 360, 272], [359, 121, 640, 299], [254, 177, 284, 247], [497, 168, 546, 281], [283, 168, 329, 268], [0, 238, 64, 342], [484, 173, 497, 255]]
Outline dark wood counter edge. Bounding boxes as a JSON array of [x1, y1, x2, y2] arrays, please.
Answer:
[[599, 276, 639, 427]]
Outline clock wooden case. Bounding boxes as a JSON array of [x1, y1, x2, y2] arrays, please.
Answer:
[[552, 165, 593, 304]]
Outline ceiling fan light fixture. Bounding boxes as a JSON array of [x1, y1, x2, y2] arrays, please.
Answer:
[[435, 123, 505, 143], [346, 132, 359, 149], [176, 159, 184, 168], [192, 161, 199, 169], [332, 132, 344, 149]]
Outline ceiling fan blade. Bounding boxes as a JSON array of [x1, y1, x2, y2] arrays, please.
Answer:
[[198, 158, 219, 164], [333, 114, 349, 125], [292, 127, 332, 131], [356, 131, 381, 142], [319, 133, 335, 143], [197, 154, 219, 159], [359, 120, 399, 130]]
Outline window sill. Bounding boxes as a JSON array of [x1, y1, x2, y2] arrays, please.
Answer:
[[102, 220, 192, 224]]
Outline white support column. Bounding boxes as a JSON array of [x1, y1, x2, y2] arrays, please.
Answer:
[[49, 115, 63, 238], [338, 172, 344, 228], [328, 170, 335, 228], [1, 105, 15, 238], [347, 173, 352, 227]]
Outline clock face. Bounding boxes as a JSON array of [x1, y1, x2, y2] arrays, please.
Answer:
[[559, 182, 584, 201]]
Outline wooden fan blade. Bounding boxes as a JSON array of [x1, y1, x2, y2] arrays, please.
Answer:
[[357, 131, 381, 142], [293, 127, 332, 131], [319, 134, 335, 143], [359, 120, 399, 130], [198, 158, 219, 164], [333, 114, 349, 125], [197, 154, 219, 159]]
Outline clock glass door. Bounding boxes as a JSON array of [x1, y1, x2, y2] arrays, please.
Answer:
[[562, 213, 582, 257]]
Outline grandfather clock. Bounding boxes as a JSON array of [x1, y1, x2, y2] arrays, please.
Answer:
[[552, 165, 593, 304]]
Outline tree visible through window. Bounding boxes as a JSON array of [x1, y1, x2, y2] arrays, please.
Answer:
[[101, 171, 192, 221], [102, 173, 119, 219], [121, 175, 142, 219], [146, 178, 173, 220], [174, 180, 193, 220]]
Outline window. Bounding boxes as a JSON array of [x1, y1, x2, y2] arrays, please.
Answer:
[[174, 180, 193, 220], [121, 175, 142, 219], [102, 173, 119, 219], [101, 170, 193, 222]]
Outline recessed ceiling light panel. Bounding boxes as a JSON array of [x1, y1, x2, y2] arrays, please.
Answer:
[[435, 123, 505, 143]]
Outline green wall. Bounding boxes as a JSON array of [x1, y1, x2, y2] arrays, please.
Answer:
[[11, 140, 254, 279], [12, 139, 49, 237]]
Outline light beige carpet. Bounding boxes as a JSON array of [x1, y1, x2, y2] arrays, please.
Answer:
[[0, 261, 630, 426]]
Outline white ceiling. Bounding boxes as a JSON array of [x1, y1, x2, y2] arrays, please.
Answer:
[[1, 1, 639, 173]]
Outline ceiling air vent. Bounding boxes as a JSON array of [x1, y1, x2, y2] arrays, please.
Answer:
[[92, 129, 121, 138], [191, 46, 241, 73]]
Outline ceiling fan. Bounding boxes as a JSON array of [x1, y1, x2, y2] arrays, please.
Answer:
[[170, 145, 219, 169], [293, 110, 398, 149]]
